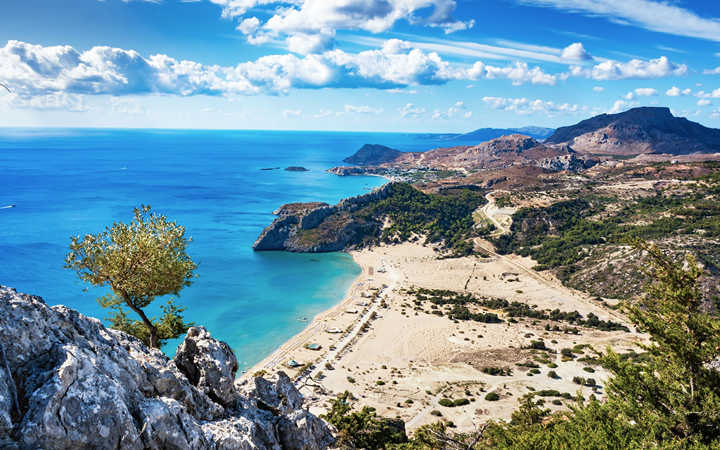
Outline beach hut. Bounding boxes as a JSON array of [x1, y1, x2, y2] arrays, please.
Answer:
[[305, 343, 321, 351], [286, 360, 302, 368]]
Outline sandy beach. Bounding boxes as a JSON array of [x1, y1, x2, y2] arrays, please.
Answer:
[[242, 240, 644, 434]]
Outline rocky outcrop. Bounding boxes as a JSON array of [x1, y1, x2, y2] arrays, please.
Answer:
[[253, 183, 396, 252], [0, 286, 334, 449], [342, 144, 403, 166], [545, 107, 720, 156]]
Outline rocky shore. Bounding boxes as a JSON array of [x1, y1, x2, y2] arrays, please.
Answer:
[[0, 286, 333, 449], [252, 182, 396, 252]]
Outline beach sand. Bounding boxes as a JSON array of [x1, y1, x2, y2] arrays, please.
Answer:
[[243, 241, 644, 434]]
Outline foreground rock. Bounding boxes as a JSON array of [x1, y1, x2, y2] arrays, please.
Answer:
[[0, 286, 334, 449]]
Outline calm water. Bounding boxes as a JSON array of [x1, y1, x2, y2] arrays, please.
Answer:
[[0, 128, 433, 369]]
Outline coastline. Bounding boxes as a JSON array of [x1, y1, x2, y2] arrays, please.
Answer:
[[241, 241, 644, 433], [241, 247, 379, 378]]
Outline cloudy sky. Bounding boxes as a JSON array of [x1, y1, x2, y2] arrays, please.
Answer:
[[2, 0, 720, 131]]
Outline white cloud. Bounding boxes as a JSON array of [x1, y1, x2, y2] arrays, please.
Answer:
[[698, 99, 711, 107], [704, 67, 720, 75], [634, 87, 657, 96], [608, 99, 638, 114], [1, 39, 564, 104], [313, 109, 334, 119], [561, 42, 591, 61], [282, 109, 302, 118], [482, 96, 582, 115], [666, 86, 691, 96], [432, 100, 471, 119], [593, 86, 604, 92], [468, 61, 557, 85], [237, 17, 260, 35], [344, 104, 384, 114], [399, 103, 426, 118], [224, 0, 473, 51], [110, 97, 146, 115], [2, 92, 89, 112], [286, 33, 335, 55], [515, 0, 720, 42], [695, 89, 720, 99], [570, 56, 687, 80]]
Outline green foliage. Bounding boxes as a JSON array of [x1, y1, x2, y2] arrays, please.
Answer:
[[485, 392, 500, 401], [481, 242, 720, 448], [321, 391, 408, 449], [65, 205, 195, 348], [410, 287, 626, 331], [356, 183, 486, 253]]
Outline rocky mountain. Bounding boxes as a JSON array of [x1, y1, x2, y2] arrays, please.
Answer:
[[545, 107, 720, 156], [0, 286, 334, 449], [342, 144, 403, 166]]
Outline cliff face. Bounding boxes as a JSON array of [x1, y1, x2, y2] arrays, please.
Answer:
[[0, 286, 334, 449], [253, 183, 396, 252], [545, 107, 720, 155]]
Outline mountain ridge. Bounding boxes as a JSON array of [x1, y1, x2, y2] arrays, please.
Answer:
[[545, 106, 720, 155]]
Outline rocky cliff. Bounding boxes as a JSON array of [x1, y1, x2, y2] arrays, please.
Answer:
[[545, 106, 720, 155], [253, 183, 396, 252], [0, 286, 334, 449]]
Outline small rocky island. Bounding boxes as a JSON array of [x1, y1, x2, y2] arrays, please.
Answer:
[[284, 166, 309, 172]]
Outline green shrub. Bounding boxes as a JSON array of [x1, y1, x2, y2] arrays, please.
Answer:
[[485, 392, 500, 401]]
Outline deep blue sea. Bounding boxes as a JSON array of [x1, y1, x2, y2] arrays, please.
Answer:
[[0, 128, 434, 369]]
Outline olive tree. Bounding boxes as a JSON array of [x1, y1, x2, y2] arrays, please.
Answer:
[[65, 205, 196, 348]]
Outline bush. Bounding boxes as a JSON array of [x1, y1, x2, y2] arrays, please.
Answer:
[[438, 398, 454, 407], [347, 376, 356, 384], [548, 370, 559, 379], [583, 367, 596, 373], [483, 367, 512, 376], [430, 410, 442, 417], [485, 392, 500, 401], [453, 398, 470, 406], [376, 380, 386, 386]]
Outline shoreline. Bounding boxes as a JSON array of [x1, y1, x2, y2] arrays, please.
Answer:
[[241, 248, 379, 379], [240, 241, 644, 433]]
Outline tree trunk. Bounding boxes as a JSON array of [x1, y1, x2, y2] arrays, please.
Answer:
[[126, 300, 160, 348]]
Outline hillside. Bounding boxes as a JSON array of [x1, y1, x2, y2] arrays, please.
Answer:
[[338, 134, 593, 177], [342, 144, 404, 165], [546, 107, 720, 156]]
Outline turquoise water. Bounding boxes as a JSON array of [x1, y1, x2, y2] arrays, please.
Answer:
[[0, 128, 431, 369]]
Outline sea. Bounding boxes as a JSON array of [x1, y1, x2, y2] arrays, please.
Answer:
[[0, 128, 438, 370]]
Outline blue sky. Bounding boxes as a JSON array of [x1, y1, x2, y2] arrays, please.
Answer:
[[1, 0, 720, 132]]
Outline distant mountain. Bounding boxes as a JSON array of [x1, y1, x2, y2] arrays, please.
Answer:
[[423, 126, 555, 144], [342, 144, 403, 166], [545, 107, 720, 156], [340, 134, 593, 172], [458, 126, 555, 141]]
